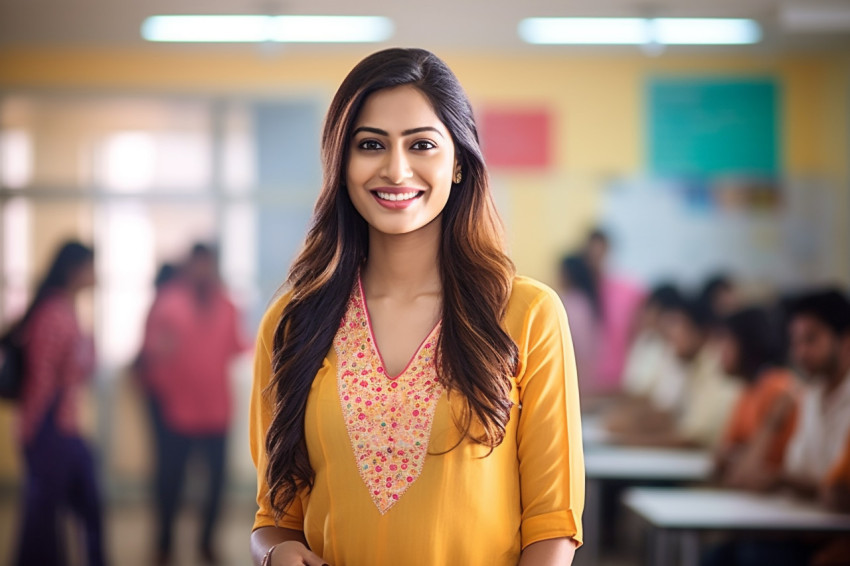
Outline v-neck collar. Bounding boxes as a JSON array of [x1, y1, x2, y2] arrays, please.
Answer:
[[356, 274, 441, 380]]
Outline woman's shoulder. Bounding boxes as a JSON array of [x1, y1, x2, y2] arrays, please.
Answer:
[[505, 275, 565, 331], [508, 275, 561, 312], [257, 288, 295, 343], [26, 294, 74, 329]]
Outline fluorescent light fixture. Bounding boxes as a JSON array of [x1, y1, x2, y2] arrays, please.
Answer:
[[519, 17, 761, 45], [141, 15, 394, 43], [653, 19, 762, 44]]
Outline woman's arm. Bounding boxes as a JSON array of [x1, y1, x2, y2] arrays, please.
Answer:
[[250, 527, 326, 566], [518, 538, 577, 566]]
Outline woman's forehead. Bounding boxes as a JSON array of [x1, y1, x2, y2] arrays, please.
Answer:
[[354, 85, 447, 134]]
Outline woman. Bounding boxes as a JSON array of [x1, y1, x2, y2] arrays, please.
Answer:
[[557, 254, 601, 396], [714, 307, 798, 490], [12, 241, 106, 566], [249, 48, 584, 566]]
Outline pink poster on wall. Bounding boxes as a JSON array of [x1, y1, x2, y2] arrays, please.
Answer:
[[479, 108, 552, 170]]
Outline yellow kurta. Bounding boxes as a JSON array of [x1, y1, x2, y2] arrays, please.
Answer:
[[250, 276, 584, 565]]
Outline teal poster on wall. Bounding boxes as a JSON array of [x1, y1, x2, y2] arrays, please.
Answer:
[[648, 78, 780, 178]]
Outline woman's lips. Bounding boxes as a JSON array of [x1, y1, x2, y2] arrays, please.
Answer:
[[370, 189, 424, 209]]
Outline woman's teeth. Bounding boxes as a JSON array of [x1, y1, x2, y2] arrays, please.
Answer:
[[376, 191, 419, 202]]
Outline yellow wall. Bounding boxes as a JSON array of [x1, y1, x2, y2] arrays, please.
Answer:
[[0, 46, 847, 483], [0, 46, 847, 284]]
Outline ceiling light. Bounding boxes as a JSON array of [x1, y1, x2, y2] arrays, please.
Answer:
[[141, 15, 394, 43], [518, 17, 761, 46], [653, 19, 762, 44]]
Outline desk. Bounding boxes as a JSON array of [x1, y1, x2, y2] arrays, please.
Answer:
[[581, 413, 613, 448], [580, 447, 712, 565], [623, 487, 850, 566], [585, 447, 712, 480]]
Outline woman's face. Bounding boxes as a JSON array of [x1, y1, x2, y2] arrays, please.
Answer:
[[664, 311, 703, 361], [346, 85, 458, 237]]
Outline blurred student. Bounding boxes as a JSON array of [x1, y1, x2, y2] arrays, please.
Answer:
[[142, 244, 247, 565], [610, 296, 741, 449], [620, 284, 682, 399], [133, 262, 180, 526], [8, 241, 107, 566], [824, 432, 850, 512], [583, 228, 645, 393], [699, 273, 739, 324], [714, 307, 798, 490], [557, 254, 601, 396], [814, 431, 850, 565], [780, 289, 850, 497], [702, 295, 850, 566]]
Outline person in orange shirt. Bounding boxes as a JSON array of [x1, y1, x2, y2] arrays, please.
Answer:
[[714, 307, 799, 490]]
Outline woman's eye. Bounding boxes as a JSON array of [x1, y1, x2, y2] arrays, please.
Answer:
[[358, 140, 383, 150], [411, 140, 436, 151]]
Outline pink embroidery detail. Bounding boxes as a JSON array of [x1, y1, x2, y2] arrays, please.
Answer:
[[335, 282, 442, 514]]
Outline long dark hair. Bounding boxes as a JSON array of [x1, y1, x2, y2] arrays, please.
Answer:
[[3, 241, 94, 339], [560, 254, 601, 317], [265, 48, 518, 521]]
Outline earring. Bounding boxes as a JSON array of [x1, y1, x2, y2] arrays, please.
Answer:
[[454, 169, 462, 184]]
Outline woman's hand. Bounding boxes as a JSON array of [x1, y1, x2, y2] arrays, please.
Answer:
[[270, 541, 328, 566], [251, 526, 325, 566]]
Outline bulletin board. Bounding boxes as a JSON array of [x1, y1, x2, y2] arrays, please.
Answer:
[[648, 78, 780, 178], [478, 108, 552, 170]]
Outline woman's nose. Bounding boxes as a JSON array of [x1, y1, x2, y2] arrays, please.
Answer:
[[380, 147, 412, 184]]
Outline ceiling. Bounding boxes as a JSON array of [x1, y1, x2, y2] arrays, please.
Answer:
[[1, 0, 849, 53]]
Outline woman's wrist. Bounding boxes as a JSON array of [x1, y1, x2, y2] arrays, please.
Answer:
[[261, 543, 278, 566]]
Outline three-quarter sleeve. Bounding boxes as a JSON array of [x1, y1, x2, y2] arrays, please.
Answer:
[[515, 286, 585, 548], [250, 294, 305, 531]]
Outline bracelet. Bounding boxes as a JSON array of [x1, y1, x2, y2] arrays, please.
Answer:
[[261, 543, 278, 566]]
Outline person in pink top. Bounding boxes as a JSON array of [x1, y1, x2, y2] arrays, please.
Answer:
[[7, 241, 106, 566], [583, 229, 645, 394], [142, 243, 248, 565], [557, 254, 602, 396]]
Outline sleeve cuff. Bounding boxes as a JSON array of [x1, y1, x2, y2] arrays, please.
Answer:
[[252, 513, 303, 532], [521, 510, 583, 549]]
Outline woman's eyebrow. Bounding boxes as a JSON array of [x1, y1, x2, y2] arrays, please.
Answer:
[[352, 126, 445, 138]]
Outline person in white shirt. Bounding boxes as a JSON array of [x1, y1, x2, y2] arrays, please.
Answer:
[[620, 284, 682, 399], [782, 289, 850, 497], [609, 295, 741, 448]]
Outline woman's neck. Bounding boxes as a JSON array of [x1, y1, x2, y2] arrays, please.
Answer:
[[361, 218, 442, 300]]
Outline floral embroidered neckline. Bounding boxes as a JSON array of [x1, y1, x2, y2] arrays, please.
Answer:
[[334, 278, 443, 514]]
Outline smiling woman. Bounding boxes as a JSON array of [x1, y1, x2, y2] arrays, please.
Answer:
[[248, 47, 584, 566], [347, 85, 457, 235]]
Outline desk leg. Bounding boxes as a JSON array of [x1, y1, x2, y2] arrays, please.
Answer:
[[653, 529, 670, 566], [581, 478, 601, 566], [680, 531, 699, 566]]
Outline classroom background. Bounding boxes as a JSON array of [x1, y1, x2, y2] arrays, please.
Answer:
[[1, 0, 849, 565]]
